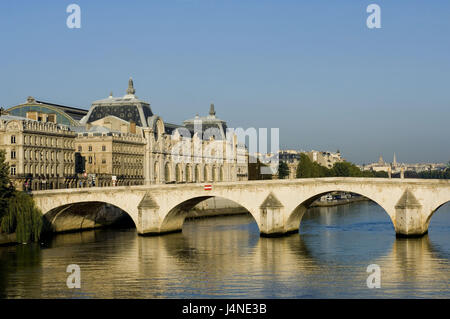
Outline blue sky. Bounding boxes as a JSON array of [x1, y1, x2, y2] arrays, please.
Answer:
[[0, 0, 449, 164]]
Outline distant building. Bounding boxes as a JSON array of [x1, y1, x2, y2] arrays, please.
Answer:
[[361, 153, 446, 174], [277, 149, 344, 179], [304, 150, 344, 169], [248, 155, 272, 180]]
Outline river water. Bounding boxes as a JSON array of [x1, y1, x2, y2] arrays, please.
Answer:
[[0, 200, 449, 298]]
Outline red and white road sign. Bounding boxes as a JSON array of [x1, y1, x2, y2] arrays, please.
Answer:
[[204, 184, 212, 191]]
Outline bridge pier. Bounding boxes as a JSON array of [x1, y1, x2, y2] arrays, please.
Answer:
[[394, 189, 428, 237], [137, 193, 178, 235], [137, 192, 187, 235], [137, 207, 184, 236], [259, 193, 296, 237]]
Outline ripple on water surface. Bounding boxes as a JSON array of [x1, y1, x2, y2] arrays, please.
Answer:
[[0, 202, 449, 298]]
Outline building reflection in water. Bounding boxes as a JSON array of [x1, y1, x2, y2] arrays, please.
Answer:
[[0, 244, 43, 298], [0, 201, 448, 298]]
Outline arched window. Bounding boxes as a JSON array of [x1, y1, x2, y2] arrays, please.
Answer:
[[176, 163, 182, 183], [153, 161, 159, 181], [164, 163, 171, 182], [204, 165, 209, 182], [195, 165, 200, 182], [185, 165, 191, 182]]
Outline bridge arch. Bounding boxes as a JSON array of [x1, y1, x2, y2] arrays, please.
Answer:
[[285, 189, 396, 234], [159, 195, 260, 234], [42, 201, 137, 233], [425, 199, 450, 230], [33, 189, 146, 233]]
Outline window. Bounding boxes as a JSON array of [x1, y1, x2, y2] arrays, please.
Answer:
[[102, 145, 106, 151], [10, 166, 16, 176], [88, 145, 92, 152], [102, 159, 106, 164], [11, 150, 16, 159], [78, 146, 82, 152], [11, 135, 16, 144], [88, 156, 93, 164]]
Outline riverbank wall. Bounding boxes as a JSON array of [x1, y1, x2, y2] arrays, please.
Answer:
[[310, 196, 370, 207], [0, 233, 17, 246], [187, 197, 249, 219]]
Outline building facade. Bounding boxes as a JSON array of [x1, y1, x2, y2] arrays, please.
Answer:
[[0, 114, 76, 190]]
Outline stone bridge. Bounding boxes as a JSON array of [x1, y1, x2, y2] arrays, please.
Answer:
[[32, 178, 450, 237]]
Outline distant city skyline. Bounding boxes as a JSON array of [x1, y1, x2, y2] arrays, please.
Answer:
[[1, 1, 449, 164]]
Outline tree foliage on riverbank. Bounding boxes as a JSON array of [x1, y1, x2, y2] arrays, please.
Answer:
[[1, 192, 43, 243], [278, 161, 290, 179], [394, 169, 450, 179], [296, 153, 388, 178], [0, 150, 43, 243], [0, 151, 15, 220]]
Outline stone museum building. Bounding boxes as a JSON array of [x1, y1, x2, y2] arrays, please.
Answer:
[[0, 78, 248, 190]]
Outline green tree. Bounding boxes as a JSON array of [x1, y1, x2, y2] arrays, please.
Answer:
[[332, 161, 365, 177], [296, 153, 389, 179], [332, 162, 352, 177], [1, 192, 43, 243], [296, 153, 314, 178], [278, 161, 290, 179], [0, 150, 43, 242], [0, 150, 14, 222]]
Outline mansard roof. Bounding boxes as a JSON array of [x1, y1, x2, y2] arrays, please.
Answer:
[[80, 78, 153, 127], [183, 103, 227, 140]]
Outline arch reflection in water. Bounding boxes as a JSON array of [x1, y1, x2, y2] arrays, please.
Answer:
[[0, 202, 449, 298], [299, 201, 395, 265]]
